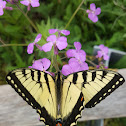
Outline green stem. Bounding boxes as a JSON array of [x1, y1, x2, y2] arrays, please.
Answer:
[[64, 0, 85, 29], [53, 54, 59, 71], [0, 44, 27, 47], [15, 3, 39, 33], [0, 38, 5, 45]]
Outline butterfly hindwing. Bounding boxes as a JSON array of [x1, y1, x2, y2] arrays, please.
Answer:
[[61, 79, 85, 126], [6, 68, 57, 126], [65, 70, 125, 108]]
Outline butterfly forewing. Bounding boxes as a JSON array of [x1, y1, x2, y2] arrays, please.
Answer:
[[65, 70, 125, 108], [6, 68, 57, 126]]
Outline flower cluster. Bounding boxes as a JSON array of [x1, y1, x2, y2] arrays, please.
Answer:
[[27, 29, 89, 76], [27, 26, 110, 76], [42, 29, 69, 55], [62, 42, 89, 76]]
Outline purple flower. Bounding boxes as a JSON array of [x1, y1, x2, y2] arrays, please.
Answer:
[[29, 58, 55, 76], [66, 42, 86, 62], [42, 35, 67, 55], [61, 59, 81, 76], [20, 0, 40, 11], [86, 3, 101, 23], [0, 0, 6, 16], [96, 44, 109, 60], [27, 33, 42, 54], [70, 58, 89, 71], [61, 58, 89, 76], [49, 29, 70, 36], [29, 58, 51, 71]]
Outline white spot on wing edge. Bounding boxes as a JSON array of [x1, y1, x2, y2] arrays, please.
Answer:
[[116, 81, 119, 85], [40, 117, 45, 122], [75, 114, 81, 120], [119, 78, 123, 81], [11, 80, 14, 84], [7, 76, 11, 80]]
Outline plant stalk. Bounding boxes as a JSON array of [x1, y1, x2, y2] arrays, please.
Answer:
[[64, 0, 85, 29], [0, 44, 27, 47]]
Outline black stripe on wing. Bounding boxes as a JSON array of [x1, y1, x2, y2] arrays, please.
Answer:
[[85, 72, 125, 108], [63, 92, 84, 126], [6, 69, 56, 126]]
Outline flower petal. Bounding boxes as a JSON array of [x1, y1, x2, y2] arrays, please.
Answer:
[[102, 46, 109, 54], [97, 50, 103, 58], [34, 33, 42, 43], [60, 30, 70, 36], [61, 60, 80, 76], [27, 43, 34, 54], [86, 9, 90, 13], [2, 1, 6, 8], [32, 60, 44, 71], [90, 3, 96, 11], [0, 8, 4, 16], [88, 13, 98, 22], [61, 64, 72, 76], [69, 60, 81, 73], [78, 51, 86, 62], [74, 42, 81, 51], [31, 1, 40, 7], [42, 42, 53, 52], [49, 29, 58, 34], [56, 36, 67, 50], [41, 58, 51, 70], [92, 16, 98, 23], [103, 54, 109, 60], [20, 0, 30, 6], [68, 58, 78, 64], [45, 71, 55, 77], [66, 49, 76, 58], [80, 62, 89, 71], [99, 44, 104, 50], [95, 8, 101, 15], [47, 35, 57, 43]]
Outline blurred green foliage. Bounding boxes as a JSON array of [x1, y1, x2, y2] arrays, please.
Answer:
[[0, 0, 126, 81]]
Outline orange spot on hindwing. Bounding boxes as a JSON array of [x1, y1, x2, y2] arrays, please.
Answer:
[[81, 96, 84, 101], [56, 123, 62, 126]]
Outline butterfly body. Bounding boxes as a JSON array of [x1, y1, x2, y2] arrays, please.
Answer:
[[6, 68, 125, 126]]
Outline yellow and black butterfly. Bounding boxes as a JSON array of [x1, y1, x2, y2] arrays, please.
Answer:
[[6, 68, 125, 126]]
